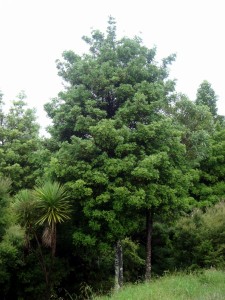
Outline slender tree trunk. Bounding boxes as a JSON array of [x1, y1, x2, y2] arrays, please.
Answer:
[[33, 231, 51, 298], [33, 231, 51, 299], [114, 240, 123, 291], [145, 209, 153, 281], [47, 223, 57, 298], [52, 223, 56, 257]]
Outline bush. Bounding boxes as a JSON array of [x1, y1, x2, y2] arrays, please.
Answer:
[[172, 201, 225, 269]]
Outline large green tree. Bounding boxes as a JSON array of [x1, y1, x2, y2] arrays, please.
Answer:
[[45, 17, 195, 286]]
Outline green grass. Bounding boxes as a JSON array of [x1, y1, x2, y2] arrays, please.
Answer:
[[94, 269, 225, 300]]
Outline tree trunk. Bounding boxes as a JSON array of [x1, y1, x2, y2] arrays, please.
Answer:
[[52, 223, 56, 257], [145, 209, 153, 281], [33, 231, 51, 299], [114, 240, 123, 291]]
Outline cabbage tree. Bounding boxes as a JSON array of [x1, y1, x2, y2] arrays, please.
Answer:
[[34, 181, 71, 257]]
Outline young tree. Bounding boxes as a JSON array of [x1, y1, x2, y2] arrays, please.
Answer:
[[35, 181, 71, 257], [13, 182, 71, 299]]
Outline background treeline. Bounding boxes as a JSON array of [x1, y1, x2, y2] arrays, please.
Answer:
[[1, 18, 225, 299]]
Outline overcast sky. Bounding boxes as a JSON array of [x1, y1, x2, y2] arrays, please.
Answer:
[[0, 0, 224, 134]]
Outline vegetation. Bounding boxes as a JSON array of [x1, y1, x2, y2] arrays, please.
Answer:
[[0, 18, 225, 299], [95, 269, 225, 300], [0, 92, 41, 192]]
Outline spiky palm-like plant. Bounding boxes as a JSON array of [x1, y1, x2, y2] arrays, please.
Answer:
[[34, 181, 71, 256], [13, 189, 37, 249], [14, 189, 37, 227]]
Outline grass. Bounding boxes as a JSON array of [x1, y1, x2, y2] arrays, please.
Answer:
[[94, 269, 225, 300]]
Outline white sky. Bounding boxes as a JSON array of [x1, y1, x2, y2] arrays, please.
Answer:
[[0, 0, 225, 135]]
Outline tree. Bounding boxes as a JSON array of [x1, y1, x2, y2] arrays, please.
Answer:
[[190, 81, 225, 206], [196, 80, 218, 117], [34, 181, 71, 257], [191, 125, 225, 207], [13, 188, 51, 298], [13, 182, 71, 299], [45, 18, 196, 287], [172, 95, 214, 165], [0, 92, 41, 193]]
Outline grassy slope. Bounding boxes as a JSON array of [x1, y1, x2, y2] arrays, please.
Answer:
[[95, 269, 225, 300]]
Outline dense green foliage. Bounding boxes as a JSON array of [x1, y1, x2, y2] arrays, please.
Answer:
[[1, 18, 225, 299], [172, 202, 225, 270], [196, 80, 218, 117], [0, 92, 43, 192]]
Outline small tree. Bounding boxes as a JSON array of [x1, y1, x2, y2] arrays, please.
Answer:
[[13, 181, 71, 299], [34, 181, 71, 257]]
